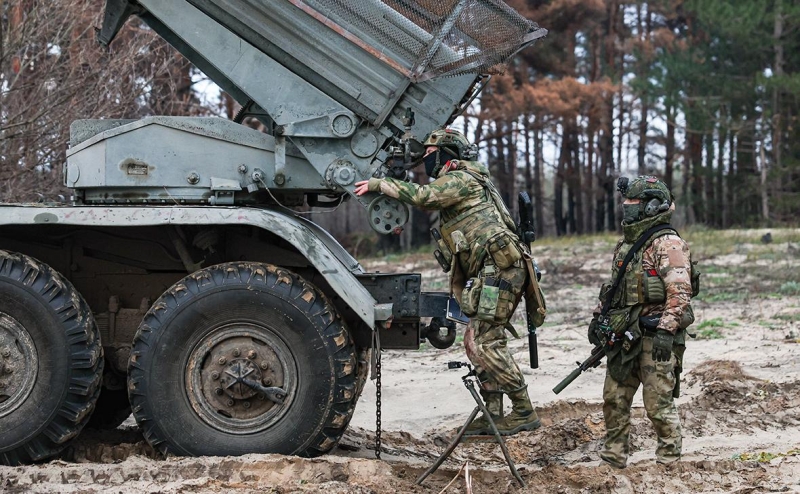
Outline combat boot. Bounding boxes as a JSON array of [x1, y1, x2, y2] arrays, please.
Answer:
[[495, 386, 541, 436], [463, 390, 503, 436]]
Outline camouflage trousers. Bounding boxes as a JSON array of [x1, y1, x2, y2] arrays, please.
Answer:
[[600, 336, 682, 468], [464, 264, 527, 392]]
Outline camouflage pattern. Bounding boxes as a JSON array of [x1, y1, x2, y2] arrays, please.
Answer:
[[621, 175, 672, 203], [594, 201, 692, 467], [368, 160, 529, 395], [369, 160, 517, 297], [594, 211, 693, 334], [601, 337, 682, 467], [464, 264, 527, 392], [423, 128, 473, 159]]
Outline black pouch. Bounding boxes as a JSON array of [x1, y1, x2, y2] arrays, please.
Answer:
[[639, 314, 660, 331]]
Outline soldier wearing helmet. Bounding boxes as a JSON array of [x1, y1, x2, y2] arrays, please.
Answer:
[[355, 128, 545, 436], [588, 175, 697, 468]]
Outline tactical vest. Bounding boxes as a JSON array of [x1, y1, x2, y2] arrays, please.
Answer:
[[608, 230, 672, 309], [439, 161, 521, 278], [602, 226, 697, 382]]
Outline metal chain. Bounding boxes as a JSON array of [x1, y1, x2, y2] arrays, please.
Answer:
[[375, 341, 382, 460]]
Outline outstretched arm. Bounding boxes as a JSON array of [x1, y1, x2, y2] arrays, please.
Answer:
[[355, 173, 471, 209]]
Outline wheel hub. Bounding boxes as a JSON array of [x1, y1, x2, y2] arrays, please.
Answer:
[[0, 312, 38, 418], [186, 325, 296, 434]]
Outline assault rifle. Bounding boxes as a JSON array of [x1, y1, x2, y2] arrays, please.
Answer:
[[552, 344, 605, 394], [517, 191, 538, 369]]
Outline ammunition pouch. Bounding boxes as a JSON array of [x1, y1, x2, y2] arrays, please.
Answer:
[[461, 277, 482, 317], [450, 230, 469, 254], [679, 304, 695, 330], [477, 276, 516, 324], [486, 232, 523, 270], [641, 271, 666, 304]]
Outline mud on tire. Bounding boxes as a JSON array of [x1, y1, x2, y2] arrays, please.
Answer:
[[0, 251, 103, 465], [128, 262, 359, 457]]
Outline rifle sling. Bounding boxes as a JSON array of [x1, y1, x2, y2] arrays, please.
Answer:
[[600, 223, 675, 317]]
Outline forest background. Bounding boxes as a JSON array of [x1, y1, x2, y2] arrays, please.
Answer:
[[1, 0, 798, 255]]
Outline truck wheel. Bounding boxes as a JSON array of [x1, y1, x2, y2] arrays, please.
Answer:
[[128, 262, 359, 457], [0, 251, 103, 465]]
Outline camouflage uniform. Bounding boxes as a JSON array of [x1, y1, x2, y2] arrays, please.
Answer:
[[592, 176, 694, 468], [367, 158, 540, 435]]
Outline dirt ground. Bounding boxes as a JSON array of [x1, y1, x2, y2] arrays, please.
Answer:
[[2, 228, 800, 493]]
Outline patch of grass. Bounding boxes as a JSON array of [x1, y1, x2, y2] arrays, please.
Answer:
[[733, 449, 800, 462], [696, 318, 725, 329], [699, 264, 727, 275], [697, 328, 724, 339], [705, 275, 731, 285], [779, 281, 800, 296], [775, 313, 800, 322], [696, 290, 749, 303], [695, 318, 725, 339]]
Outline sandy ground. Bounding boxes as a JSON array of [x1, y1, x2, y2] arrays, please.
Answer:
[[2, 228, 800, 493]]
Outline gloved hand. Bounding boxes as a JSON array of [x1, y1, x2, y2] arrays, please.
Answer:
[[651, 329, 674, 362], [588, 317, 601, 346]]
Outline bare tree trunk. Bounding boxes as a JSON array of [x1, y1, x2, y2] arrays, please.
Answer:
[[717, 110, 728, 227], [555, 124, 567, 236], [636, 4, 651, 176], [665, 104, 676, 190], [760, 143, 769, 223], [533, 117, 545, 236]]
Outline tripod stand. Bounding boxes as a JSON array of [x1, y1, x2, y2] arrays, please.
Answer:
[[415, 362, 525, 488]]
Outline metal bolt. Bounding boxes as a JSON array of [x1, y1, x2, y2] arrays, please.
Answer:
[[187, 172, 200, 185], [218, 357, 227, 365], [247, 350, 257, 360], [226, 399, 235, 407], [0, 348, 10, 358], [238, 164, 248, 174], [232, 349, 241, 357], [211, 371, 220, 380], [263, 379, 272, 387], [243, 401, 251, 409], [214, 387, 224, 396], [260, 362, 268, 370]]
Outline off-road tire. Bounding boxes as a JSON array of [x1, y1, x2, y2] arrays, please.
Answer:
[[0, 251, 103, 465], [128, 262, 359, 457]]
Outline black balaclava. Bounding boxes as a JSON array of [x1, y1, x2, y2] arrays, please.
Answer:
[[423, 148, 458, 178], [423, 150, 441, 178]]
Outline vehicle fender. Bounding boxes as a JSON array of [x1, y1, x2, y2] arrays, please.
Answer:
[[0, 204, 383, 327]]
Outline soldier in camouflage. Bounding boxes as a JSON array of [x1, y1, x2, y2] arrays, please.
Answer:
[[355, 128, 541, 436], [588, 175, 695, 468]]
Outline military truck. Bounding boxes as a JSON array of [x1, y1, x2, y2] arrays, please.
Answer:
[[0, 0, 545, 464]]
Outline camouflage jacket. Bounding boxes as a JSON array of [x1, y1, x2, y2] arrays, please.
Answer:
[[594, 213, 693, 334], [368, 160, 518, 294]]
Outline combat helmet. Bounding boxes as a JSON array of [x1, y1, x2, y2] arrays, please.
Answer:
[[616, 175, 672, 224], [421, 128, 477, 178]]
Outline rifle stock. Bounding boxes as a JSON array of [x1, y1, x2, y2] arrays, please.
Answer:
[[552, 345, 605, 394]]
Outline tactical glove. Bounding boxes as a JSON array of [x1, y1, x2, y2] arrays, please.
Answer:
[[588, 318, 601, 346], [651, 329, 674, 362]]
